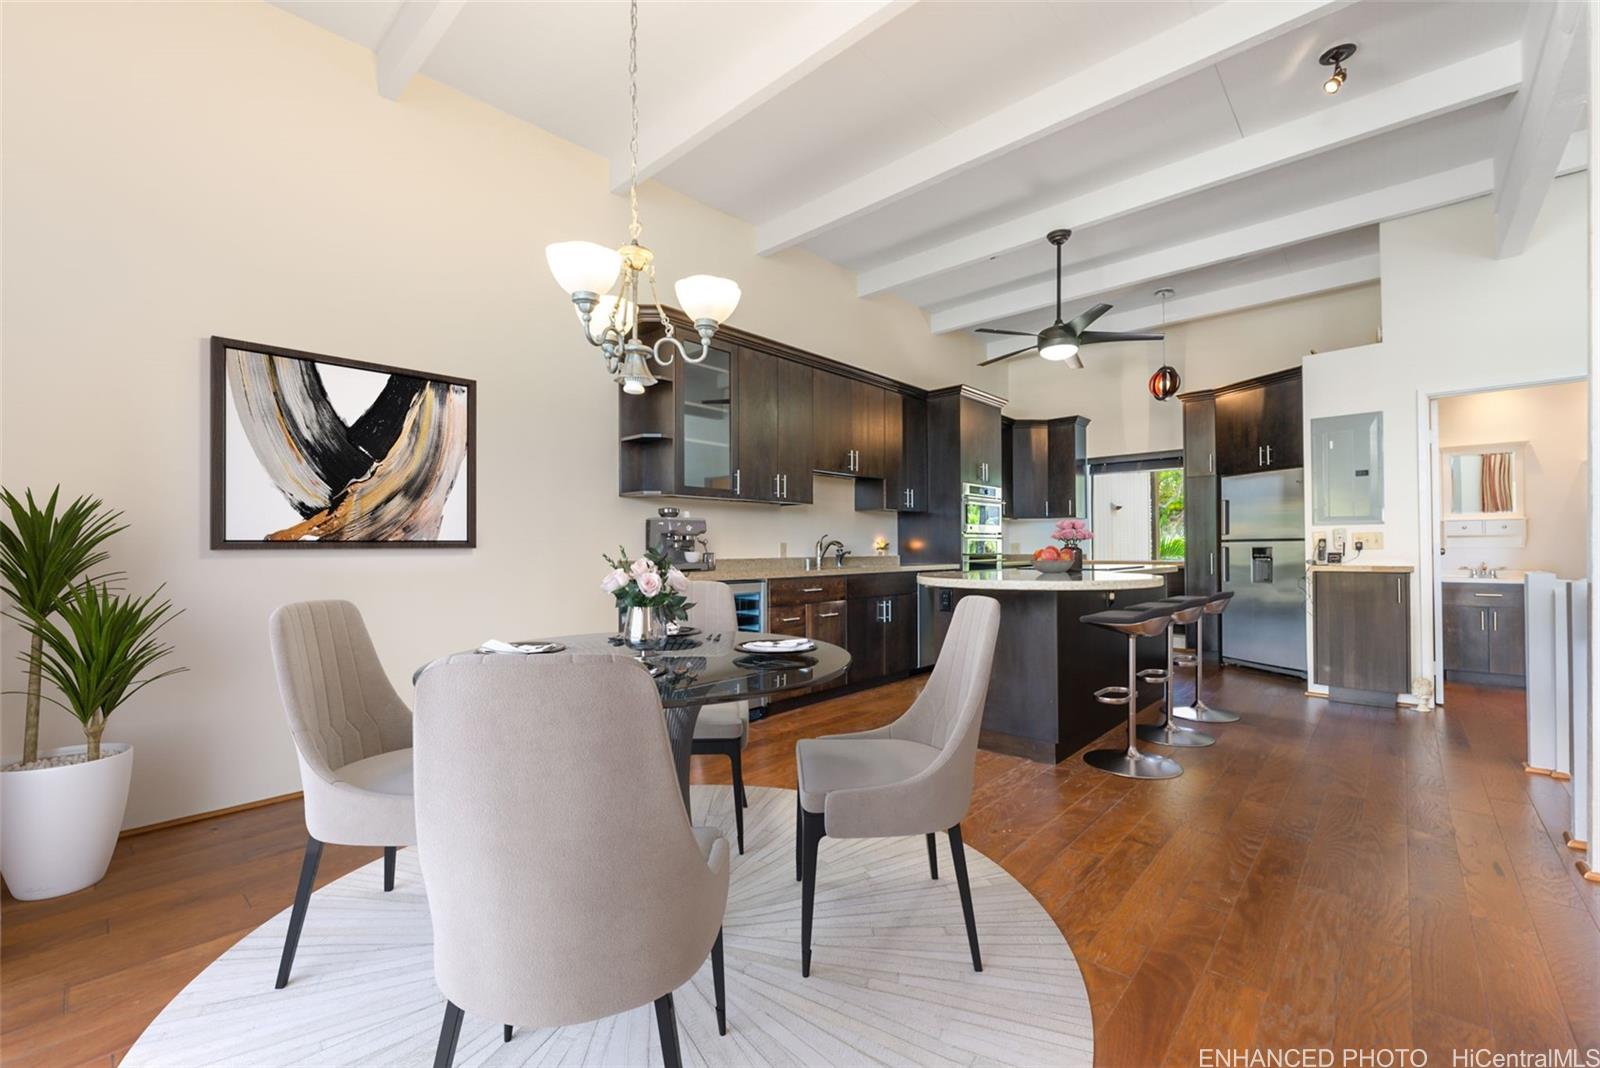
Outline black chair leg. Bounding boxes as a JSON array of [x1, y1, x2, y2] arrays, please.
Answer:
[[947, 824, 982, 973], [503, 1024, 513, 1043], [926, 833, 939, 879], [728, 752, 745, 855], [711, 927, 727, 1036], [383, 846, 397, 892], [433, 1001, 464, 1068], [653, 993, 683, 1068], [795, 793, 802, 882], [799, 809, 825, 977], [275, 836, 323, 989]]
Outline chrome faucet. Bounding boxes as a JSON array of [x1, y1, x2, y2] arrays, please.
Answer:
[[1465, 562, 1499, 579], [815, 534, 845, 568]]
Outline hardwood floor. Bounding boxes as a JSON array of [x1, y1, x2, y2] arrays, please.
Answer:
[[3, 669, 1595, 1066]]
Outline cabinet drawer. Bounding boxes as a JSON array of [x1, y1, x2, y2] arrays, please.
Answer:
[[1442, 582, 1524, 608], [1483, 517, 1527, 538], [768, 609, 809, 636], [1444, 519, 1484, 536], [768, 576, 847, 605], [846, 571, 918, 598]]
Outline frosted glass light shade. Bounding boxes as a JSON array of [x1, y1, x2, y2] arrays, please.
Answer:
[[581, 294, 637, 333], [1039, 340, 1079, 363], [546, 241, 622, 296], [675, 275, 742, 324]]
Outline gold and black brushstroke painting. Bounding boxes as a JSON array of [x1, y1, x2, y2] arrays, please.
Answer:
[[209, 337, 475, 548]]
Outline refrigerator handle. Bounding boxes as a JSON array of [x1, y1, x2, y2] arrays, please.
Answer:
[[1221, 498, 1230, 536], [1222, 548, 1230, 583]]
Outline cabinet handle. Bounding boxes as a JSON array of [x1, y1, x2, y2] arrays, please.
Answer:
[[1480, 609, 1486, 631], [774, 474, 781, 498], [1209, 451, 1214, 474], [1472, 591, 1504, 598], [1045, 499, 1050, 517], [1396, 577, 1402, 603], [1266, 445, 1273, 466], [817, 611, 840, 619], [1493, 609, 1498, 632], [780, 615, 802, 624], [1258, 446, 1264, 467], [801, 586, 824, 593], [734, 469, 741, 495], [888, 599, 894, 623], [1209, 551, 1214, 576], [783, 473, 789, 498]]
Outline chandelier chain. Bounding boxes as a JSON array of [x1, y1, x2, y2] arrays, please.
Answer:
[[627, 0, 641, 243]]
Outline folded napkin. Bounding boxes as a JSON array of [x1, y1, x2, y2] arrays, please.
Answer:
[[478, 639, 560, 654]]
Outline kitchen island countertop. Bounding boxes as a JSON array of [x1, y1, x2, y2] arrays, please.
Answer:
[[709, 557, 960, 581], [918, 568, 1167, 592]]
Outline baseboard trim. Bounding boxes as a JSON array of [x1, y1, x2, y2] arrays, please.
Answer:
[[1550, 770, 1573, 782], [119, 791, 302, 839], [1523, 762, 1554, 777]]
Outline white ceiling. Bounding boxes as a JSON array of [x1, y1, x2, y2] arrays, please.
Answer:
[[275, 0, 1589, 368]]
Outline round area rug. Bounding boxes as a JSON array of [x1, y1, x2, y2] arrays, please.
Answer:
[[124, 786, 1093, 1067]]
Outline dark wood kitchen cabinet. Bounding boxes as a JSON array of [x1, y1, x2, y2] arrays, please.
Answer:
[[1183, 475, 1220, 661], [813, 371, 887, 478], [1006, 416, 1087, 519], [961, 394, 1003, 488], [1183, 395, 1216, 477], [845, 571, 917, 683], [899, 386, 1008, 564], [734, 349, 812, 503], [851, 380, 887, 478], [1215, 369, 1302, 475], [1442, 582, 1525, 686], [1312, 569, 1410, 701], [858, 392, 928, 512], [774, 357, 813, 503]]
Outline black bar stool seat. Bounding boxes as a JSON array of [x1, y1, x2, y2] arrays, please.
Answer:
[[1135, 596, 1216, 749], [1081, 602, 1182, 780], [1174, 590, 1240, 724]]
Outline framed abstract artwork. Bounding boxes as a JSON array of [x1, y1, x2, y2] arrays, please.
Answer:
[[210, 337, 475, 548]]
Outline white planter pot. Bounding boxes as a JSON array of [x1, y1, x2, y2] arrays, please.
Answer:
[[1, 743, 133, 900]]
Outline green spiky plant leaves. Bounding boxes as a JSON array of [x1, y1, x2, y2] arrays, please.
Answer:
[[21, 582, 185, 760], [0, 488, 126, 764]]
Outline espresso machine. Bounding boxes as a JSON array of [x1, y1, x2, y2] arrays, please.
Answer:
[[646, 512, 713, 571]]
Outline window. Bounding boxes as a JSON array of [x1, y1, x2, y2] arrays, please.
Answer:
[[1086, 454, 1184, 562]]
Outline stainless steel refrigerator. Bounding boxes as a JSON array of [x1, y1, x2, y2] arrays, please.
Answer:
[[1220, 469, 1307, 676]]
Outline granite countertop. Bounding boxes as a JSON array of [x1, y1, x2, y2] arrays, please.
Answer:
[[917, 568, 1166, 592], [1307, 563, 1414, 574], [707, 556, 962, 581]]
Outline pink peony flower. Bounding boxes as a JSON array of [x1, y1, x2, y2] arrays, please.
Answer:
[[666, 567, 690, 593], [600, 568, 629, 593], [637, 570, 663, 598], [630, 556, 656, 578]]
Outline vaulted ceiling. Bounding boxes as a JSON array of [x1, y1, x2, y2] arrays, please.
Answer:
[[275, 0, 1589, 364]]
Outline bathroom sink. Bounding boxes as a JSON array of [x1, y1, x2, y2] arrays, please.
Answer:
[[1448, 570, 1526, 584]]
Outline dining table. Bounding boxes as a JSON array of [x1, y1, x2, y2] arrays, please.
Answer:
[[416, 631, 852, 808]]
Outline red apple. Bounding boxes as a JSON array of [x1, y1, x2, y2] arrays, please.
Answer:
[[1037, 546, 1061, 562]]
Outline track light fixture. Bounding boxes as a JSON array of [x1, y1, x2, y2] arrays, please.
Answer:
[[1319, 43, 1356, 95]]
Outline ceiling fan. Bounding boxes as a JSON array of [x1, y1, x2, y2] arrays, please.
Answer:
[[977, 229, 1163, 368]]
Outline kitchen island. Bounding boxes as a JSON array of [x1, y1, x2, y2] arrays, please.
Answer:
[[920, 567, 1175, 763]]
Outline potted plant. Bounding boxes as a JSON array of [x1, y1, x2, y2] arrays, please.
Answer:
[[600, 546, 693, 646], [1, 489, 185, 900], [1050, 518, 1093, 574]]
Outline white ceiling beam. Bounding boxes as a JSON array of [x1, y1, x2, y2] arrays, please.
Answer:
[[983, 255, 1380, 360], [860, 45, 1522, 298], [609, 1, 917, 193], [753, 0, 1350, 255], [934, 138, 1588, 334], [375, 0, 467, 101], [1493, 0, 1587, 257]]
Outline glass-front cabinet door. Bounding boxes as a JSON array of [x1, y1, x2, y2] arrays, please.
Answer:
[[677, 339, 739, 497]]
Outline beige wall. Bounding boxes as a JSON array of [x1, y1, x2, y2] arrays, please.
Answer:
[[0, 2, 995, 826], [1007, 284, 1382, 552], [1436, 380, 1588, 579]]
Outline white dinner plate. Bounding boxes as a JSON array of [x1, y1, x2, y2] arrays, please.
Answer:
[[737, 638, 816, 654]]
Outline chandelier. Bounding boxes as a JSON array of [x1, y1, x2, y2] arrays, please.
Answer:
[[544, 0, 741, 394]]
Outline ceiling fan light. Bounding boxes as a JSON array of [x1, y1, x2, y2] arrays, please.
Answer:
[[1323, 66, 1346, 94], [546, 241, 623, 299], [1039, 339, 1080, 363], [1063, 349, 1084, 370], [675, 275, 742, 324]]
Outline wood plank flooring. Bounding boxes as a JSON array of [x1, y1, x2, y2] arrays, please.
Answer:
[[3, 669, 1596, 1066]]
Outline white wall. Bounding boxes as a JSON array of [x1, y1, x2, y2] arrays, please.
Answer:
[[0, 2, 997, 826], [1302, 174, 1590, 692], [1436, 380, 1589, 578], [1006, 285, 1381, 552]]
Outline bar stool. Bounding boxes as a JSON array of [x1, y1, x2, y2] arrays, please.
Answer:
[[1137, 596, 1216, 748], [1081, 601, 1183, 780], [1173, 590, 1240, 724]]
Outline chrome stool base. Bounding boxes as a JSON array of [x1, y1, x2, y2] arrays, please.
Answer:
[[1172, 700, 1240, 724], [1138, 721, 1216, 747], [1084, 748, 1183, 780]]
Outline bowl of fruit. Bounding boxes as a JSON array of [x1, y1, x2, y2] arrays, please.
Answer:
[[1031, 546, 1078, 573]]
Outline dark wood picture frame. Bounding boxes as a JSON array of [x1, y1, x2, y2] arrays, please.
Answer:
[[209, 336, 476, 550]]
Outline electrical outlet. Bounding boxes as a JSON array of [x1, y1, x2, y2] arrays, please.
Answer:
[[1354, 531, 1384, 550], [779, 542, 788, 558]]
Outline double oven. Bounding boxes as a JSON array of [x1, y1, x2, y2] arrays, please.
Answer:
[[960, 483, 1003, 569]]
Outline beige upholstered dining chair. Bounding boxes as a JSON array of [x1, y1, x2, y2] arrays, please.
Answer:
[[794, 594, 1000, 977], [687, 580, 752, 852], [414, 653, 731, 1068], [267, 600, 416, 989]]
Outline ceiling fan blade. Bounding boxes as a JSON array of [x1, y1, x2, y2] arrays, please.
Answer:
[[1066, 303, 1113, 334], [1078, 330, 1164, 344], [974, 327, 1036, 336], [978, 345, 1038, 367]]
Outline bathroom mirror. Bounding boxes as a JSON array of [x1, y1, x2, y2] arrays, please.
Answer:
[[1443, 442, 1523, 517], [1311, 412, 1383, 524]]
